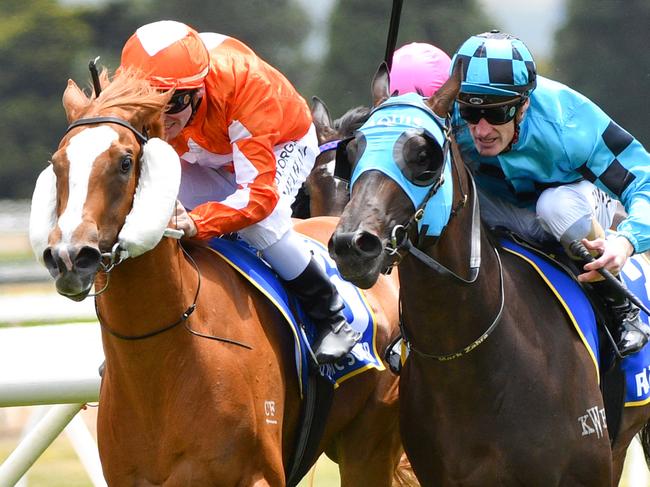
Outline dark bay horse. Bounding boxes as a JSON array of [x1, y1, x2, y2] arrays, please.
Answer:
[[328, 63, 650, 485], [292, 97, 370, 218], [29, 70, 414, 486]]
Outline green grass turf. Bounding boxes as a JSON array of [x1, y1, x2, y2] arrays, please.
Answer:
[[0, 433, 341, 487]]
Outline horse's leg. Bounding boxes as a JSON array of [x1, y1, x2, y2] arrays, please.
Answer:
[[247, 479, 275, 487], [612, 404, 650, 484], [330, 372, 405, 487]]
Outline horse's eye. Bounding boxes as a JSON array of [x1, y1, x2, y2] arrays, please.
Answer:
[[395, 131, 444, 187], [414, 147, 431, 168], [120, 155, 133, 174]]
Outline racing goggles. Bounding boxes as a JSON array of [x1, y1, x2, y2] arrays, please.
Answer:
[[166, 90, 195, 114], [459, 99, 523, 125]]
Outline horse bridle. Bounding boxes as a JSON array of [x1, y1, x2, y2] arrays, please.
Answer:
[[318, 139, 350, 187], [65, 116, 150, 281], [64, 115, 252, 348], [66, 116, 149, 145], [385, 122, 506, 361]]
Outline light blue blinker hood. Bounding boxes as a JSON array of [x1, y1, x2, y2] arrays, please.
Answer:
[[350, 93, 453, 237]]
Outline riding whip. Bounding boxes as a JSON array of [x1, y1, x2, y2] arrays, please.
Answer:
[[88, 56, 102, 97], [384, 0, 404, 70], [569, 239, 650, 316]]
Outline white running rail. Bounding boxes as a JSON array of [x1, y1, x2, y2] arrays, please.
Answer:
[[0, 323, 106, 486]]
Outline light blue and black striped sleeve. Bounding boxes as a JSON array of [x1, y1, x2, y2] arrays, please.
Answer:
[[563, 100, 650, 253]]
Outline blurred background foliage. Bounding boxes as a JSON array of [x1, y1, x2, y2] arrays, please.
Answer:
[[1, 0, 649, 199]]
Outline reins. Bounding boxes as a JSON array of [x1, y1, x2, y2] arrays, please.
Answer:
[[387, 121, 505, 361], [65, 112, 251, 348], [402, 248, 505, 361], [95, 241, 200, 341], [385, 121, 481, 283], [94, 233, 253, 349]]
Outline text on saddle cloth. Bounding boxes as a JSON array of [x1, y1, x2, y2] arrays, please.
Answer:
[[207, 236, 384, 397]]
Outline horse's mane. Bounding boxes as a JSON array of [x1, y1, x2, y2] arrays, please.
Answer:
[[90, 68, 170, 116], [334, 106, 371, 136]]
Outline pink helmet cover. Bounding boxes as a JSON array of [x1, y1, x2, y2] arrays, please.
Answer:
[[390, 42, 452, 97]]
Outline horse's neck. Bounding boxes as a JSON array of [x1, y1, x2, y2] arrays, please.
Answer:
[[96, 238, 198, 361], [400, 162, 501, 356]]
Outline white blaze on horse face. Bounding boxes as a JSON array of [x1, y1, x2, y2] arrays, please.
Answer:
[[58, 126, 118, 244], [324, 159, 336, 177]]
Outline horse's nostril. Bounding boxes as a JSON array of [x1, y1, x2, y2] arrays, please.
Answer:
[[43, 248, 59, 278], [75, 246, 101, 271], [331, 231, 359, 254], [354, 231, 383, 258]]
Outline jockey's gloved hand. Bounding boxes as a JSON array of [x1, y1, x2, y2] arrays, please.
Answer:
[[171, 200, 198, 238], [577, 235, 634, 283]]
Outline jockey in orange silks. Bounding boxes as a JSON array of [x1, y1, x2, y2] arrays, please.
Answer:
[[120, 20, 360, 363]]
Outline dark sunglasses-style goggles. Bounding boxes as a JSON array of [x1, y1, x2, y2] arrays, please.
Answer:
[[166, 90, 195, 114], [459, 100, 523, 125]]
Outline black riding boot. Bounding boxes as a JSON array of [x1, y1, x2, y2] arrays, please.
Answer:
[[284, 258, 361, 364], [591, 278, 650, 357]]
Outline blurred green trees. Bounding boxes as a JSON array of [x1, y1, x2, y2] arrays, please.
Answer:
[[315, 0, 494, 116], [3, 0, 650, 199], [554, 0, 650, 145], [152, 0, 312, 88], [0, 0, 91, 198]]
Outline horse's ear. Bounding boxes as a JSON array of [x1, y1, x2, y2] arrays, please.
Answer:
[[310, 96, 333, 129], [62, 79, 91, 123], [426, 59, 462, 118], [371, 62, 390, 107]]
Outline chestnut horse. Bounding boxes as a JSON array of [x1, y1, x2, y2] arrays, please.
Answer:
[[328, 63, 650, 485], [29, 70, 413, 486]]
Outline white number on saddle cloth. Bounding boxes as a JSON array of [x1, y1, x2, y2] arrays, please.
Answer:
[[621, 254, 650, 325], [620, 254, 650, 401]]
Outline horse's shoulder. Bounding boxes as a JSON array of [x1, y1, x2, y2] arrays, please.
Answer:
[[293, 216, 340, 245], [183, 239, 243, 280]]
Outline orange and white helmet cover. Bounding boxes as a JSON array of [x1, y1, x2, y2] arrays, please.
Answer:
[[120, 20, 210, 89]]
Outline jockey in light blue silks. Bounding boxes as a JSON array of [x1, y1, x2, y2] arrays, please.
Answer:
[[449, 30, 650, 356]]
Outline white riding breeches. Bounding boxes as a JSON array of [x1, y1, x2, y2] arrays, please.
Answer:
[[479, 180, 617, 245]]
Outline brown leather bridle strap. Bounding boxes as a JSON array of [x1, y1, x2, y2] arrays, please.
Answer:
[[66, 116, 148, 145]]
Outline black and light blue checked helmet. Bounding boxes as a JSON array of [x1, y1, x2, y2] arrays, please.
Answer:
[[451, 31, 537, 105]]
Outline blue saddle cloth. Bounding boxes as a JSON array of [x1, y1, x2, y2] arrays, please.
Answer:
[[500, 238, 650, 407], [207, 236, 384, 398]]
